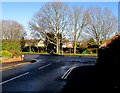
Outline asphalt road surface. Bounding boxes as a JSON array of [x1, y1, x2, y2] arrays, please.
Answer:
[[1, 55, 96, 93]]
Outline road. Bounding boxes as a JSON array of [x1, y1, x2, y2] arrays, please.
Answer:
[[1, 55, 96, 92]]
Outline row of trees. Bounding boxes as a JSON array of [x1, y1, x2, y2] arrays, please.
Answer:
[[1, 2, 117, 54], [1, 20, 26, 41], [29, 2, 117, 54]]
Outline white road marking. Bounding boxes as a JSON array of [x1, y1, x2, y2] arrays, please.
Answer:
[[32, 59, 42, 64], [56, 60, 61, 62], [32, 61, 39, 64], [0, 72, 29, 85], [39, 63, 52, 69], [61, 69, 71, 79], [61, 66, 76, 79]]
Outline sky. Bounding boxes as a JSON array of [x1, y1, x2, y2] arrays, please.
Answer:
[[1, 0, 119, 2], [1, 1, 119, 37]]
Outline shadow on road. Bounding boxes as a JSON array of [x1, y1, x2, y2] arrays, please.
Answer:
[[62, 35, 120, 92]]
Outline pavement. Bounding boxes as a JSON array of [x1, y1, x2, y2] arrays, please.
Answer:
[[0, 61, 31, 71], [1, 55, 97, 92], [62, 64, 120, 92]]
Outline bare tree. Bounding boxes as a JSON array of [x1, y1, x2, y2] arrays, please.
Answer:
[[70, 6, 89, 54], [29, 2, 71, 53], [86, 7, 117, 45], [1, 20, 26, 40]]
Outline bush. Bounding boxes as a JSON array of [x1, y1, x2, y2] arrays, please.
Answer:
[[0, 50, 13, 58], [91, 48, 98, 53], [78, 47, 87, 53], [2, 41, 21, 57], [9, 49, 21, 57], [2, 42, 21, 51], [82, 50, 92, 54]]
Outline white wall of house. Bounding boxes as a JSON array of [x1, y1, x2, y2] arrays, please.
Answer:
[[62, 44, 66, 48], [37, 40, 45, 47]]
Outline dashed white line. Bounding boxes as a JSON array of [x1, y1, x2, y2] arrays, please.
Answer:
[[56, 60, 61, 62], [0, 72, 29, 85], [39, 63, 52, 69]]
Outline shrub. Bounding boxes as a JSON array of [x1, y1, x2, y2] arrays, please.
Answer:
[[9, 49, 21, 57], [78, 47, 87, 53], [91, 48, 98, 53], [0, 50, 13, 58], [2, 42, 21, 51], [82, 50, 92, 54], [2, 41, 21, 57]]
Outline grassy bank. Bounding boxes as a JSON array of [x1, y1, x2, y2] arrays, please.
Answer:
[[23, 52, 49, 55], [23, 52, 97, 56], [61, 53, 97, 56]]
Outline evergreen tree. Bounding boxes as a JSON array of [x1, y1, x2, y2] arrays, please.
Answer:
[[20, 37, 25, 51]]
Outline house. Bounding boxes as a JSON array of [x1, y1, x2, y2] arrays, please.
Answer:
[[25, 40, 39, 47], [100, 32, 119, 48], [25, 39, 45, 47], [62, 41, 73, 48], [37, 40, 45, 47]]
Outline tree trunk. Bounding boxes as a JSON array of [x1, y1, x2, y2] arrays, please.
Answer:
[[74, 28, 77, 54], [74, 40, 77, 54], [37, 47, 39, 53], [56, 38, 59, 54], [56, 11, 59, 54], [29, 46, 32, 52]]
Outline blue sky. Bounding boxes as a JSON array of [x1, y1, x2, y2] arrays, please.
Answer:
[[2, 2, 118, 36], [2, 2, 46, 29]]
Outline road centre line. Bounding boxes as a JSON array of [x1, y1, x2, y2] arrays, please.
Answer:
[[1, 63, 52, 85], [56, 60, 61, 62], [0, 72, 29, 85], [39, 63, 52, 69]]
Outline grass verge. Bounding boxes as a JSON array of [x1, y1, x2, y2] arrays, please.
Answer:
[[23, 52, 97, 56]]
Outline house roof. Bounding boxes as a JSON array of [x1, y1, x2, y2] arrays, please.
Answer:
[[101, 34, 120, 47], [25, 39, 40, 43]]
